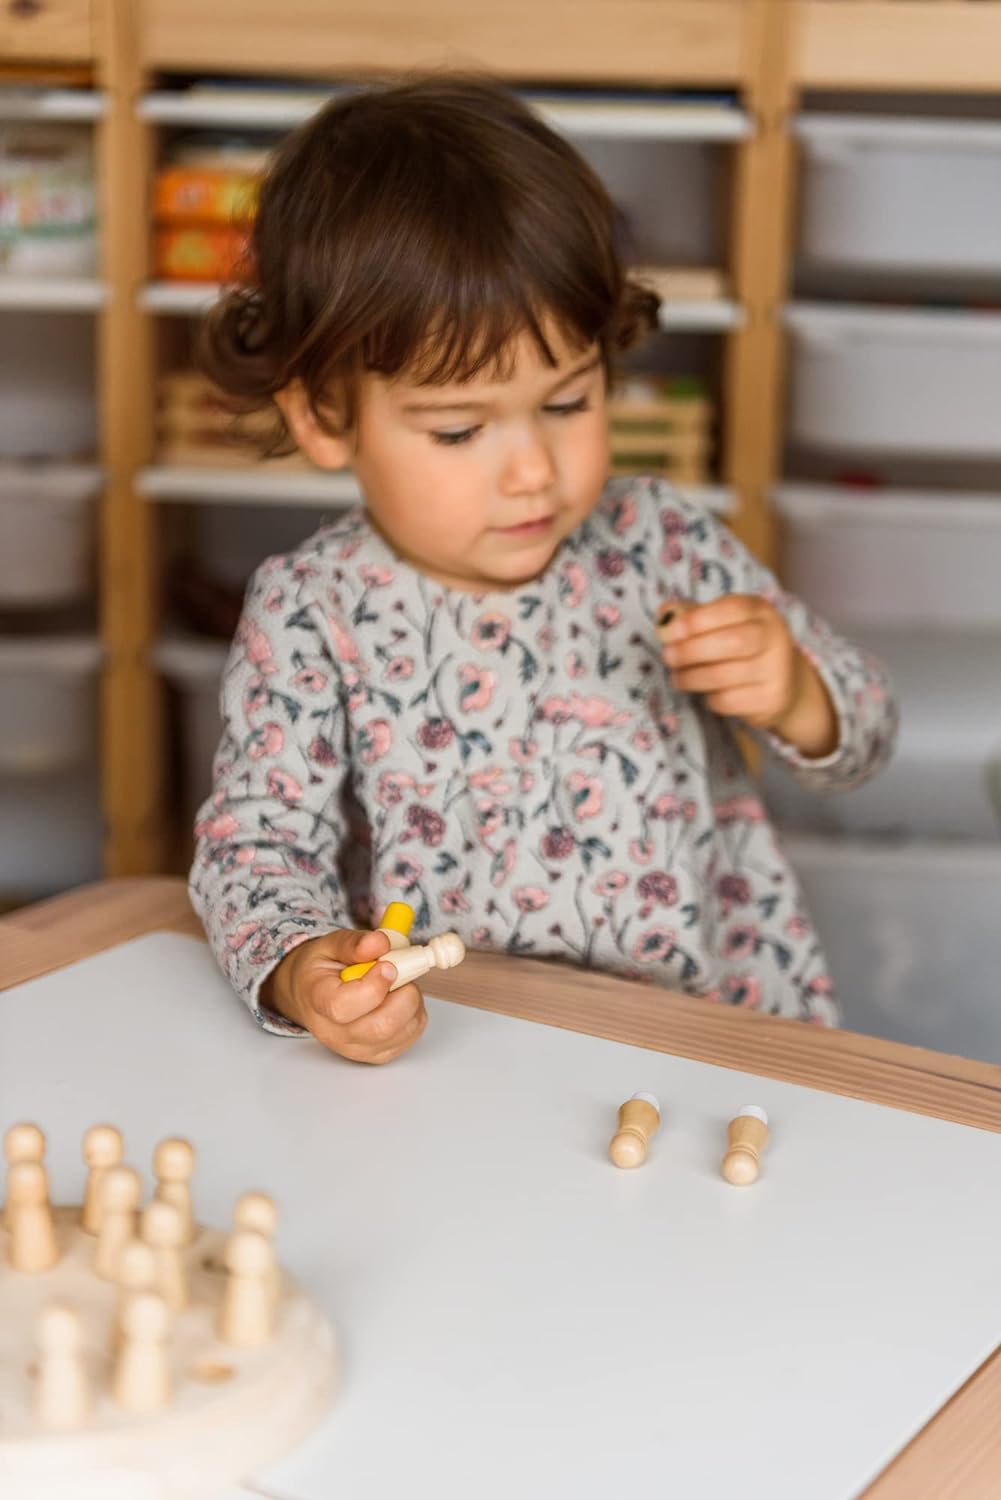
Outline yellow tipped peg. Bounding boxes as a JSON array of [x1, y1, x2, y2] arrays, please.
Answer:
[[340, 903, 415, 983]]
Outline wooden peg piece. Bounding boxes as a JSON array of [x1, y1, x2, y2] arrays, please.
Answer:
[[94, 1166, 141, 1281], [218, 1229, 276, 1348], [722, 1105, 770, 1186], [34, 1303, 90, 1430], [142, 1200, 188, 1311], [386, 932, 466, 992], [3, 1123, 46, 1232], [339, 902, 416, 983], [609, 1093, 661, 1168], [81, 1124, 124, 1235], [152, 1136, 196, 1245], [7, 1161, 59, 1271], [113, 1290, 171, 1414]]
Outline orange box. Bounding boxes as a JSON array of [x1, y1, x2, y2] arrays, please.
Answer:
[[154, 166, 260, 227], [154, 224, 252, 282]]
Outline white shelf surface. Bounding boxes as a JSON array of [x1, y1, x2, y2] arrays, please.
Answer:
[[658, 298, 743, 331], [137, 464, 362, 507], [138, 89, 750, 142], [0, 89, 106, 122], [138, 281, 222, 315], [0, 278, 106, 311]]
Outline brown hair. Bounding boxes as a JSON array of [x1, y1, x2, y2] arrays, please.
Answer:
[[200, 74, 659, 448]]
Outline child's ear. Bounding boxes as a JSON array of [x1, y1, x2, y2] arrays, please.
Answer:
[[275, 382, 352, 470]]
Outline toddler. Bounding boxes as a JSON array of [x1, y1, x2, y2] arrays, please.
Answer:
[[191, 76, 897, 1060]]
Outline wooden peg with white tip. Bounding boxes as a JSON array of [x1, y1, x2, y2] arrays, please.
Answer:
[[385, 932, 466, 991], [609, 1093, 661, 1168], [722, 1105, 769, 1186]]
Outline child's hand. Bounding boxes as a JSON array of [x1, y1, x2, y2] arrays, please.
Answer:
[[659, 594, 839, 759], [264, 929, 428, 1064]]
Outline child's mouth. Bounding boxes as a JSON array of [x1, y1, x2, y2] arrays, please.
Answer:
[[494, 516, 555, 540]]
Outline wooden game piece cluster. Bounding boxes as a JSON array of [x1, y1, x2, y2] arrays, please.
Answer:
[[608, 1097, 771, 1184], [339, 902, 467, 992], [1, 1121, 282, 1429]]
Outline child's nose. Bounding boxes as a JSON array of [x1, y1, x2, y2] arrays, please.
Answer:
[[501, 429, 556, 495]]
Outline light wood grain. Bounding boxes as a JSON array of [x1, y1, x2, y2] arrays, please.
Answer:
[[138, 0, 752, 83], [5, 880, 1001, 1493], [797, 0, 1001, 92], [0, 0, 92, 62]]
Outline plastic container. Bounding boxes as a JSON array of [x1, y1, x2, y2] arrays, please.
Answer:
[[0, 123, 97, 277], [785, 834, 1001, 1062], [796, 115, 1001, 276], [774, 484, 1001, 630], [763, 628, 1001, 842], [784, 303, 1001, 457], [154, 636, 228, 816], [0, 463, 99, 607], [0, 312, 96, 458], [0, 636, 102, 774]]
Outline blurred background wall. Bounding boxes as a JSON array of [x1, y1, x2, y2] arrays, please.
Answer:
[[3, 0, 1001, 1058]]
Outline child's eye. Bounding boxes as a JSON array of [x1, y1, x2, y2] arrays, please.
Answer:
[[543, 396, 589, 417], [431, 426, 481, 446]]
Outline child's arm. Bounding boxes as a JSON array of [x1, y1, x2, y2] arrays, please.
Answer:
[[654, 492, 897, 791]]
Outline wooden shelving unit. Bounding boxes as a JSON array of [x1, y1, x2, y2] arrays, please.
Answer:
[[6, 0, 1001, 878]]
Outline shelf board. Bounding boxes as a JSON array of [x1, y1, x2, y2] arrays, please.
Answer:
[[138, 282, 221, 315], [0, 90, 106, 122], [139, 89, 750, 142], [137, 464, 362, 507], [658, 299, 743, 332], [797, 1, 1001, 92], [0, 278, 106, 311]]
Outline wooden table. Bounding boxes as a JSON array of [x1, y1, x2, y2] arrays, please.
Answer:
[[4, 879, 1001, 1499]]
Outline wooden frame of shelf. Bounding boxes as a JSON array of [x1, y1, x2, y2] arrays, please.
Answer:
[[794, 1, 1001, 93]]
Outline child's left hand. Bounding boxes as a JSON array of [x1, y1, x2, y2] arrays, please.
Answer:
[[659, 594, 839, 759]]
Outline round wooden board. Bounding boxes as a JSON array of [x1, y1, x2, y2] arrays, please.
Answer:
[[0, 1208, 338, 1500]]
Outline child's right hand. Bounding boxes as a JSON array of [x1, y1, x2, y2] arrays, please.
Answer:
[[264, 929, 428, 1064]]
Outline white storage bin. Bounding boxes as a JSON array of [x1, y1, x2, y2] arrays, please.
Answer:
[[0, 763, 103, 899], [784, 303, 1001, 457], [785, 834, 1001, 1062], [0, 636, 101, 774], [0, 463, 99, 607], [775, 484, 1001, 629], [154, 636, 228, 816], [796, 115, 1001, 277], [763, 629, 1001, 842], [0, 312, 96, 458]]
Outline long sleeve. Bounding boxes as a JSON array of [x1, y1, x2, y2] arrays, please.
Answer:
[[188, 555, 355, 1032], [654, 483, 898, 794]]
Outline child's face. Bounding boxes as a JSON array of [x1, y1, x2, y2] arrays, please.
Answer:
[[288, 325, 610, 592]]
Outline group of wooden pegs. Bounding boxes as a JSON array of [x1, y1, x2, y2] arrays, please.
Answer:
[[2, 1122, 281, 1428], [608, 1095, 770, 1185]]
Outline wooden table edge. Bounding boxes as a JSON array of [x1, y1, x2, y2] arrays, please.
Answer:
[[2, 878, 1000, 1497]]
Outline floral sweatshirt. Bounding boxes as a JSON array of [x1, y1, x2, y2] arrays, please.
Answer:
[[190, 477, 896, 1033]]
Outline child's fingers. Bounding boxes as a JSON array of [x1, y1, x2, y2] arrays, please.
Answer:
[[663, 621, 768, 670], [344, 982, 426, 1053], [705, 686, 775, 722], [309, 961, 397, 1025], [671, 658, 767, 697], [306, 927, 391, 968], [659, 593, 768, 645]]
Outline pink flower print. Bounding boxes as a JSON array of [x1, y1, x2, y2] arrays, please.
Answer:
[[715, 796, 766, 825], [375, 774, 414, 810], [476, 798, 504, 842], [566, 652, 586, 679], [458, 664, 496, 713], [594, 603, 621, 630], [470, 611, 512, 651], [541, 827, 576, 861], [629, 838, 655, 866], [359, 565, 394, 588], [723, 924, 760, 959], [717, 874, 752, 915], [658, 713, 679, 738], [786, 913, 810, 939], [520, 771, 536, 794], [440, 888, 471, 915], [491, 838, 518, 887], [469, 767, 513, 794], [328, 617, 360, 663], [471, 926, 490, 945], [198, 812, 239, 841], [596, 548, 626, 579], [238, 621, 278, 675], [631, 926, 677, 964], [249, 931, 276, 966], [292, 667, 329, 694], [509, 736, 538, 764], [566, 772, 603, 820], [559, 560, 587, 609], [358, 719, 392, 764], [226, 920, 263, 953], [418, 717, 454, 750], [651, 793, 682, 821], [308, 735, 339, 767], [631, 727, 657, 753], [405, 805, 446, 847], [722, 973, 762, 1009], [807, 974, 834, 997], [234, 847, 256, 865], [610, 495, 638, 534], [540, 696, 574, 726], [347, 686, 368, 714], [385, 855, 424, 890], [637, 871, 679, 910], [251, 862, 287, 877], [263, 586, 284, 613], [247, 722, 284, 760], [594, 871, 629, 897], [513, 886, 549, 913], [535, 623, 555, 653], [385, 656, 415, 681], [266, 768, 303, 804], [569, 695, 627, 728]]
